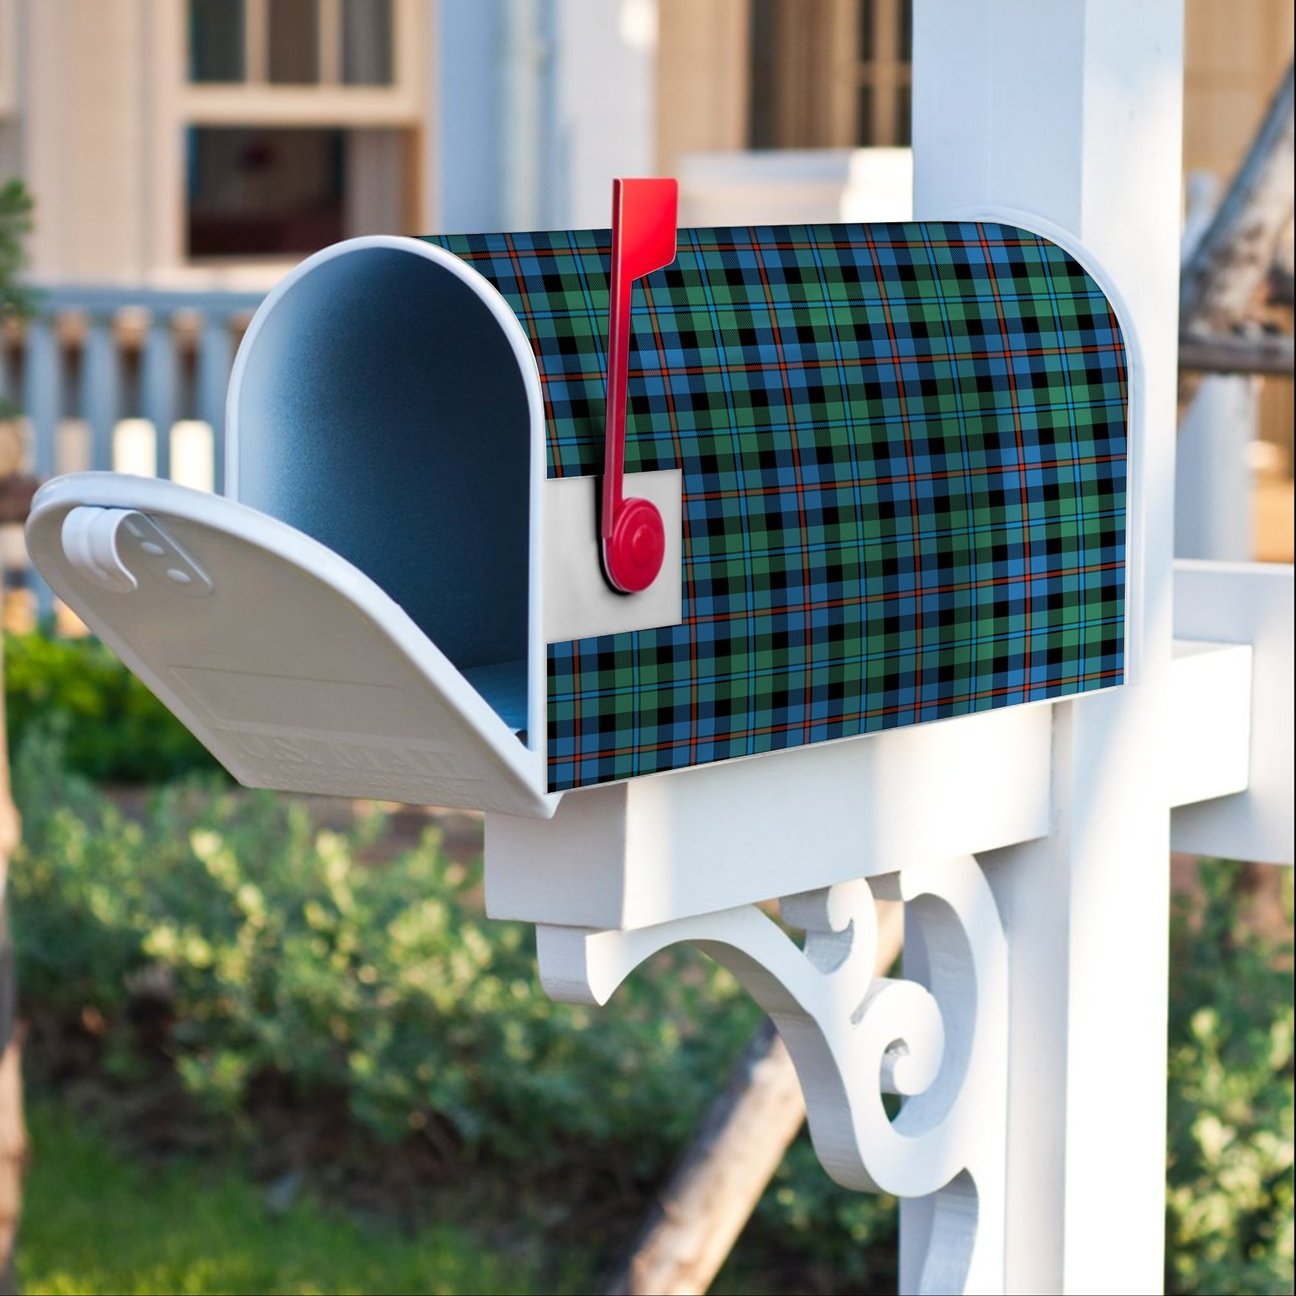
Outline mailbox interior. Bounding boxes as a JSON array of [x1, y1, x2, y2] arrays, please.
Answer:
[[228, 239, 544, 743]]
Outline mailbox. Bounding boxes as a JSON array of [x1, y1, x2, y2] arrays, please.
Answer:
[[26, 187, 1130, 818]]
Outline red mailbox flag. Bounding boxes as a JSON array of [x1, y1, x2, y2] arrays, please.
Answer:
[[601, 177, 678, 593]]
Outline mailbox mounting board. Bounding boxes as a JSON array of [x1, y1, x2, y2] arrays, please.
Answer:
[[429, 221, 1130, 794]]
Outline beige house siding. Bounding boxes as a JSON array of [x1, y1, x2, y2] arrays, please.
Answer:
[[1184, 0, 1293, 177], [9, 1, 1290, 283], [656, 0, 749, 177], [24, 0, 154, 283]]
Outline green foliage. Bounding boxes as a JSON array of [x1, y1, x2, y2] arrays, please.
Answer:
[[1166, 861, 1294, 1296], [0, 176, 35, 418], [10, 727, 759, 1171], [0, 177, 34, 315], [10, 726, 1293, 1293], [19, 1101, 547, 1295], [4, 631, 221, 783]]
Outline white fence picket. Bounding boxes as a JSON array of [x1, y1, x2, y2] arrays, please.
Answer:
[[6, 286, 263, 621]]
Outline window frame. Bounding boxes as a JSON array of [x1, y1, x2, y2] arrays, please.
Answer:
[[748, 0, 913, 150], [854, 0, 912, 147], [151, 0, 426, 278], [182, 0, 421, 123]]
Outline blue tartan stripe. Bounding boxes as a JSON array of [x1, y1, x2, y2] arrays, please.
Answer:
[[426, 222, 1129, 792]]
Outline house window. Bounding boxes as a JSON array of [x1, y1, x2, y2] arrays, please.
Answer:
[[856, 0, 912, 145], [190, 0, 247, 82], [342, 0, 395, 85], [172, 0, 419, 264], [269, 0, 321, 85], [187, 127, 344, 256], [185, 125, 411, 259], [187, 0, 394, 87], [749, 0, 912, 149]]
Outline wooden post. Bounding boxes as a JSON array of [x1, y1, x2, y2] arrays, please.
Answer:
[[608, 1020, 806, 1296], [1177, 332, 1294, 377], [912, 3, 1183, 1290], [607, 903, 905, 1296]]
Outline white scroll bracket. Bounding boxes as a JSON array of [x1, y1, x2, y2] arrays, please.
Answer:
[[535, 857, 1009, 1296]]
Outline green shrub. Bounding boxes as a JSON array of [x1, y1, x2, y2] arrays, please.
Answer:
[[4, 630, 220, 783], [10, 725, 1293, 1293], [723, 1137, 897, 1294], [12, 725, 897, 1288], [11, 725, 759, 1171], [1166, 861, 1294, 1295]]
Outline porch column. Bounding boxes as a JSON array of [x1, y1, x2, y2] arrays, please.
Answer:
[[911, 3, 1184, 1291]]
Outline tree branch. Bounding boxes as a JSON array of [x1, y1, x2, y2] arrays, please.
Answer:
[[606, 903, 905, 1296], [1180, 62, 1294, 335]]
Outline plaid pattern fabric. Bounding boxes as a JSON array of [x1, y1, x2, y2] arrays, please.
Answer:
[[427, 223, 1128, 794]]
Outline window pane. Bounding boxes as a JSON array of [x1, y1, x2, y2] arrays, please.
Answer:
[[187, 127, 346, 257], [895, 83, 911, 145], [856, 82, 874, 144], [189, 0, 245, 82], [747, 0, 780, 148], [269, 0, 320, 84], [857, 0, 875, 62], [342, 0, 394, 85]]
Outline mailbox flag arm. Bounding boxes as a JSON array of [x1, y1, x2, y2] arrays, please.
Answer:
[[601, 177, 678, 594]]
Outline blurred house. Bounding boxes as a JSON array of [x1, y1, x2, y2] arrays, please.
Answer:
[[0, 0, 428, 290], [0, 0, 1289, 576], [2, 0, 1286, 271]]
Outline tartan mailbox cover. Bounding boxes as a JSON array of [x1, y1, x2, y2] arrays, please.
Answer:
[[433, 220, 1129, 792], [26, 212, 1129, 816]]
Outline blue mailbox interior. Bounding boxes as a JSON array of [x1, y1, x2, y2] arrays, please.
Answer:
[[232, 245, 533, 733]]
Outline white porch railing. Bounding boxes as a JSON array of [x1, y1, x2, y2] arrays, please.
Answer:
[[1, 284, 264, 618]]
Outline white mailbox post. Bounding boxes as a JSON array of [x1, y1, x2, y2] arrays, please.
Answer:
[[502, 5, 1293, 1292], [22, 3, 1294, 1294]]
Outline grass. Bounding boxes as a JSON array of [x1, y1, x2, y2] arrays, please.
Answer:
[[17, 1101, 550, 1295]]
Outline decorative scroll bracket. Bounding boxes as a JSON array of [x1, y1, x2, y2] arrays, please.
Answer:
[[535, 855, 1008, 1295]]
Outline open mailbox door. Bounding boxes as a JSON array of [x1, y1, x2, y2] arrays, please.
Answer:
[[27, 475, 554, 817], [26, 237, 555, 819]]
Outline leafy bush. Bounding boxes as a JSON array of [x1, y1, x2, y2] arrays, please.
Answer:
[[724, 1137, 898, 1294], [1166, 861, 1294, 1296], [0, 178, 36, 422], [11, 726, 758, 1171], [9, 724, 1292, 1293], [4, 631, 221, 783]]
